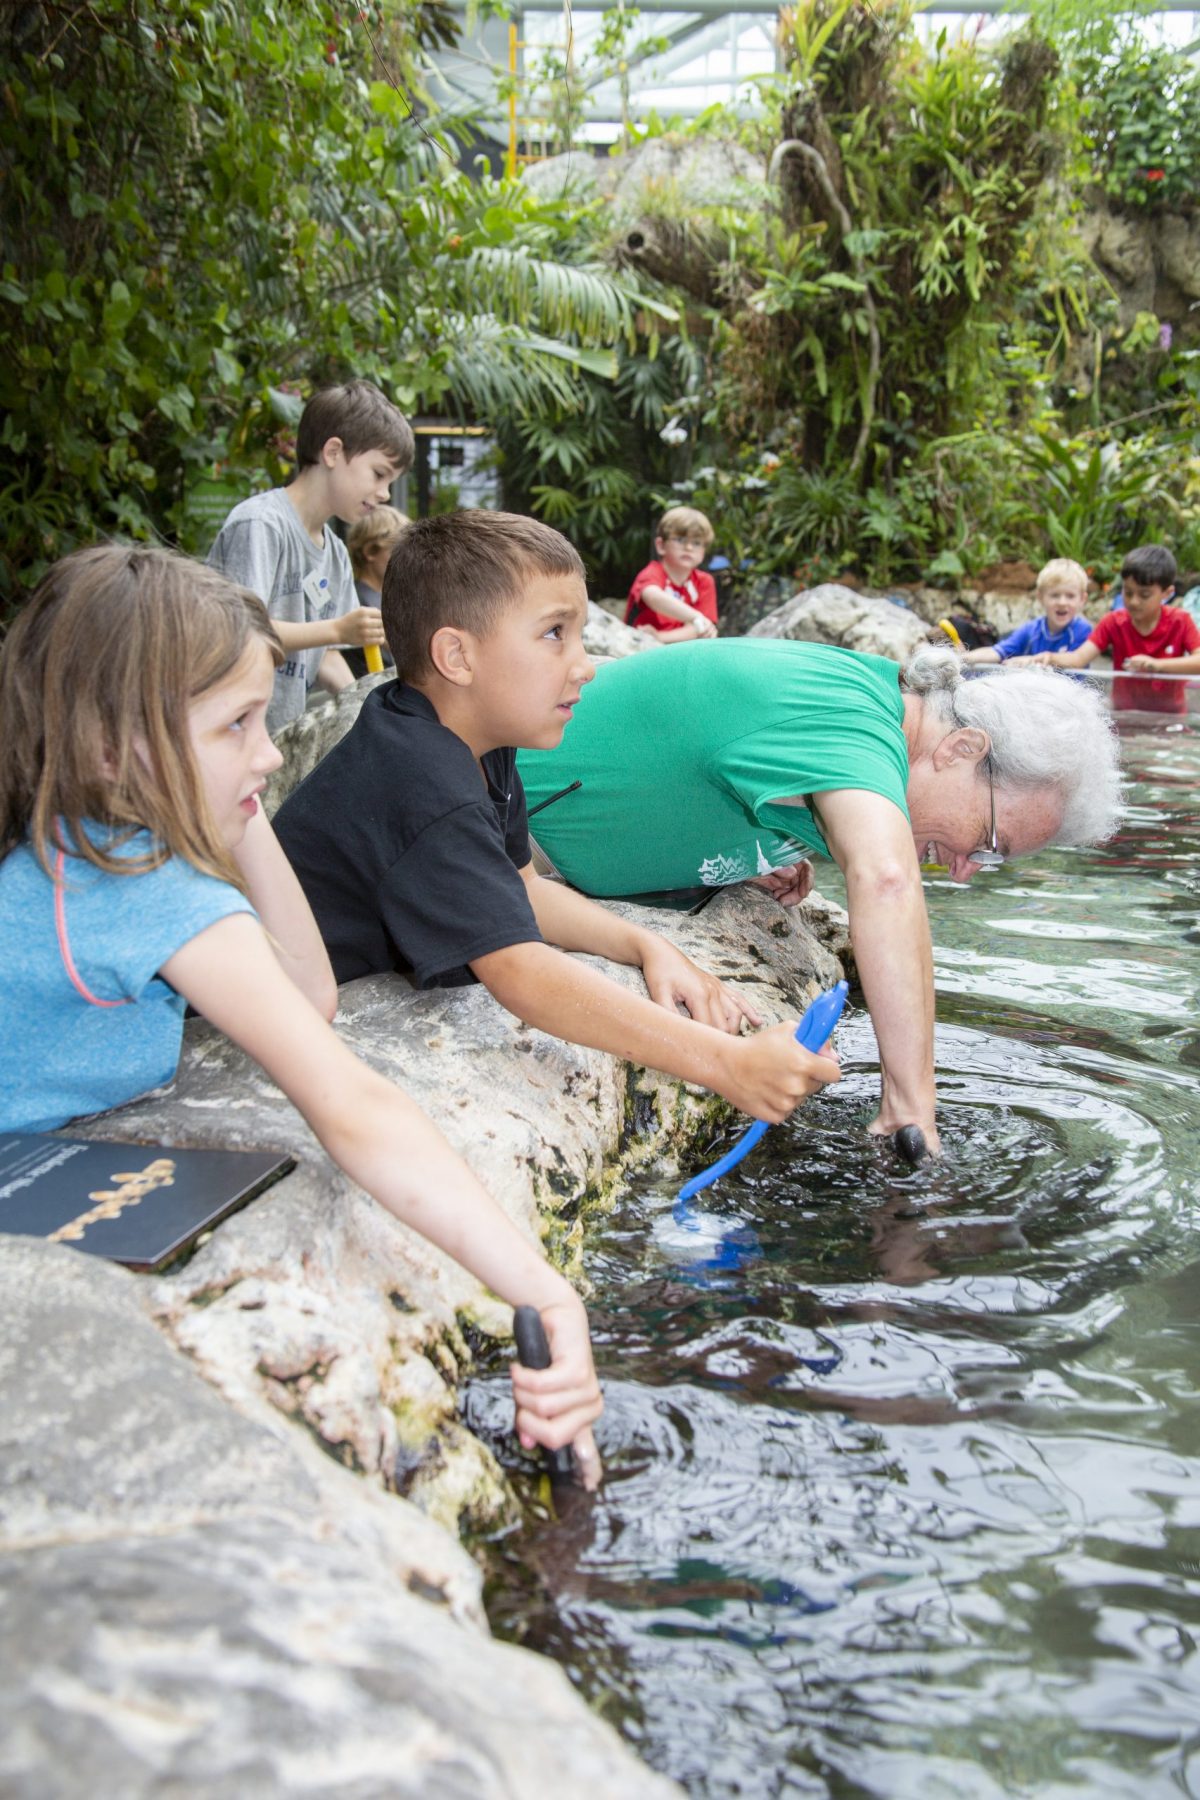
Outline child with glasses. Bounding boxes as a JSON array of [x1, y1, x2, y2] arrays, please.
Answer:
[[625, 506, 719, 643]]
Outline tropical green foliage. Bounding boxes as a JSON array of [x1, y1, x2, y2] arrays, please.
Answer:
[[5, 0, 1199, 609], [645, 0, 1200, 590], [1021, 0, 1200, 210], [1090, 44, 1200, 209], [0, 0, 656, 598]]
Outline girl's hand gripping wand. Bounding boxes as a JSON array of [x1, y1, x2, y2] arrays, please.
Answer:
[[513, 1305, 601, 1489]]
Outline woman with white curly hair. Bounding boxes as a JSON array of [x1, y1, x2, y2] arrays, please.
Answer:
[[520, 638, 1121, 1155]]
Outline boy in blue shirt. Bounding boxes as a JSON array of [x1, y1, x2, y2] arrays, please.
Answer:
[[208, 381, 413, 733], [963, 558, 1091, 666]]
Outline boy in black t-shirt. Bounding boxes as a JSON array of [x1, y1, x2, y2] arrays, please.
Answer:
[[274, 511, 838, 1124]]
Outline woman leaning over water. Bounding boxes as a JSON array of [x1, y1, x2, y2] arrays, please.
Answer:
[[519, 641, 1122, 1155]]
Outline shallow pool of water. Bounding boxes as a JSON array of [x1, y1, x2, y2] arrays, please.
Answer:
[[470, 720, 1200, 1799]]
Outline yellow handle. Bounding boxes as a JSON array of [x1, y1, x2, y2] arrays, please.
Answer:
[[937, 617, 963, 649], [364, 645, 384, 674]]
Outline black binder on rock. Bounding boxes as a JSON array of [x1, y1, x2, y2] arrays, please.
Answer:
[[0, 1132, 294, 1272]]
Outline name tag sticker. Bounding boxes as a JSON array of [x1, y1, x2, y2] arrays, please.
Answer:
[[302, 569, 332, 618]]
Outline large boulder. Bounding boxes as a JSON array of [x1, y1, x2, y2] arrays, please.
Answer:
[[582, 596, 653, 660], [748, 582, 930, 663], [260, 675, 386, 816], [523, 136, 763, 219], [54, 884, 841, 1535], [1076, 191, 1200, 332], [3, 881, 845, 1790], [0, 1238, 678, 1799]]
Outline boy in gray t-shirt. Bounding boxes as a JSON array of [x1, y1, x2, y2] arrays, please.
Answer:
[[208, 381, 414, 733]]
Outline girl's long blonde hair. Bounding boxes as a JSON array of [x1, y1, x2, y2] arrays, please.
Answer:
[[0, 543, 282, 889]]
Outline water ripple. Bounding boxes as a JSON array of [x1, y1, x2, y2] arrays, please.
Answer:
[[477, 723, 1200, 1798]]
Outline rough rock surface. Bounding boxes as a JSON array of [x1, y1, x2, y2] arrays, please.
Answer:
[[1077, 193, 1200, 333], [0, 1239, 678, 1799], [523, 136, 763, 219], [581, 597, 654, 660], [6, 881, 844, 1793], [57, 886, 841, 1534], [748, 582, 930, 663]]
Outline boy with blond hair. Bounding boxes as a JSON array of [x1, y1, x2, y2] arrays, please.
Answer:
[[275, 510, 839, 1125], [347, 503, 411, 608], [208, 381, 414, 733], [962, 558, 1092, 666], [626, 505, 719, 643], [344, 503, 410, 677]]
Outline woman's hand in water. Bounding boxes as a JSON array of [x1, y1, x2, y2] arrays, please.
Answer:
[[868, 1108, 941, 1156], [510, 1295, 604, 1490], [750, 859, 814, 907], [639, 937, 762, 1034]]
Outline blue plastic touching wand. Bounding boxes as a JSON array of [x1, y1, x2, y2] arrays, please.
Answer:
[[674, 979, 848, 1222]]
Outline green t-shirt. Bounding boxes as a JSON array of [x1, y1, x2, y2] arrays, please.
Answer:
[[518, 638, 910, 896]]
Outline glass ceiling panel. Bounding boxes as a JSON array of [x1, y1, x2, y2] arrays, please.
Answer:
[[498, 8, 1198, 126]]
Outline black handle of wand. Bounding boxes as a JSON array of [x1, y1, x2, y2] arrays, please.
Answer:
[[513, 1305, 576, 1483]]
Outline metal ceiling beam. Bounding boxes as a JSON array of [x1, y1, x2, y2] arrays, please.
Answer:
[[577, 12, 715, 91], [518, 0, 1200, 12]]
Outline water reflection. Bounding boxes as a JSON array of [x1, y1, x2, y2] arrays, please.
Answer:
[[471, 726, 1200, 1798]]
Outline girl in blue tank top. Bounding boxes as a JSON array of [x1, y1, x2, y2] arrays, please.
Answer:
[[0, 544, 600, 1481]]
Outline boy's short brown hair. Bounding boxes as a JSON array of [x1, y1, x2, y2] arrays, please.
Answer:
[[1121, 543, 1177, 591], [382, 510, 586, 683], [657, 505, 714, 546], [346, 504, 410, 580], [295, 380, 415, 472]]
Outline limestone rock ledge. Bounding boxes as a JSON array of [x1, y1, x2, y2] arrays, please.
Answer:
[[1, 883, 843, 1795], [0, 1239, 678, 1798], [63, 886, 842, 1535]]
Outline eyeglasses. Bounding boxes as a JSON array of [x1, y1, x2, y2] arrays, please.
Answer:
[[967, 758, 1006, 870]]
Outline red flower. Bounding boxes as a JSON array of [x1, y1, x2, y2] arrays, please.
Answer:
[[1146, 168, 1166, 181]]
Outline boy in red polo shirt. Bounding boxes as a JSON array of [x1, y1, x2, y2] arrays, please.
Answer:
[[626, 506, 720, 643], [1039, 543, 1200, 712]]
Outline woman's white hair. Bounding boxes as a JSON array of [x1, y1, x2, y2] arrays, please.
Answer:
[[903, 643, 1122, 846]]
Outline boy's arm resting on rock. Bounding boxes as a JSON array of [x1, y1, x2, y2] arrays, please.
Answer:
[[231, 807, 337, 1020], [520, 864, 762, 1032], [159, 913, 603, 1476], [639, 621, 707, 643], [470, 937, 838, 1121], [1128, 649, 1200, 673], [962, 646, 1002, 665], [810, 787, 940, 1153], [1036, 639, 1100, 669]]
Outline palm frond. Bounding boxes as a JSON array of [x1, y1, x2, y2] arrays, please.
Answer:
[[451, 248, 641, 349]]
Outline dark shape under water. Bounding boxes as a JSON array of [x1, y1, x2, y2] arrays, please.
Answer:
[[893, 1123, 930, 1165]]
